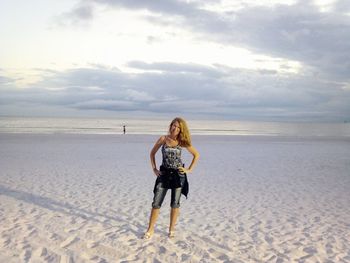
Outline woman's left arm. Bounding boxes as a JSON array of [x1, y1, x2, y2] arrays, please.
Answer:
[[179, 145, 200, 174]]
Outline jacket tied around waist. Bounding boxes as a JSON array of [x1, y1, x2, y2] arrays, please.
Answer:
[[153, 165, 189, 199]]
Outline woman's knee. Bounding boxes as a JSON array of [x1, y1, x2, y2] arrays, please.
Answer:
[[152, 202, 162, 209], [170, 202, 180, 208]]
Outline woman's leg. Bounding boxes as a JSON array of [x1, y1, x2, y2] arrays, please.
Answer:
[[169, 187, 182, 237], [144, 184, 167, 238], [145, 208, 160, 235], [169, 207, 179, 236]]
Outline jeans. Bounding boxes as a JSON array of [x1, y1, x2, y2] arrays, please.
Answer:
[[152, 175, 186, 208]]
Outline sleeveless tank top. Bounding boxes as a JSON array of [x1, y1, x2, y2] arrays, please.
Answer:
[[161, 143, 183, 169]]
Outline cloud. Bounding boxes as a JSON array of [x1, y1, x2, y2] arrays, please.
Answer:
[[2, 64, 349, 121], [64, 0, 350, 82], [127, 61, 223, 77], [72, 99, 139, 111], [92, 0, 200, 16], [52, 2, 95, 27], [222, 3, 350, 81], [0, 76, 16, 85], [334, 0, 350, 13]]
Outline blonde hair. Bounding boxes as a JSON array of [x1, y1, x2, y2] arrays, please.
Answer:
[[168, 117, 191, 147]]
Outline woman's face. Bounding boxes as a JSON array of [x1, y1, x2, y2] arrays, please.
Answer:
[[170, 121, 181, 137]]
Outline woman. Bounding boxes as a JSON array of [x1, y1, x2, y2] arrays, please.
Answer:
[[143, 117, 200, 239]]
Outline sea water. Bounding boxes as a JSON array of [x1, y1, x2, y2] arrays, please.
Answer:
[[0, 116, 349, 137]]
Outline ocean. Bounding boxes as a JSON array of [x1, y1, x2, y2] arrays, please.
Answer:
[[0, 116, 349, 137]]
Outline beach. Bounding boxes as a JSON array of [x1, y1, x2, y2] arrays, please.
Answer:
[[0, 133, 349, 262]]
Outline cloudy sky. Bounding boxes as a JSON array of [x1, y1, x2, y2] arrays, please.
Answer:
[[1, 0, 350, 121]]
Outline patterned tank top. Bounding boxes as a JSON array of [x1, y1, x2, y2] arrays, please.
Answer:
[[161, 143, 183, 169]]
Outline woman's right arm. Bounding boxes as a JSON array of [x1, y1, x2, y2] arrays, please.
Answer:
[[150, 136, 166, 176]]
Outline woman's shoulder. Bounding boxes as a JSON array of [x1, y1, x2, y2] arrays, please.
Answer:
[[157, 135, 167, 144]]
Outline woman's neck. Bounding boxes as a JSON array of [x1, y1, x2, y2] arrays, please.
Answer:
[[168, 134, 178, 141]]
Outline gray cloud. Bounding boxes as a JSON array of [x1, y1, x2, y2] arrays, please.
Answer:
[[52, 2, 94, 27], [223, 3, 350, 81], [73, 4, 94, 20], [334, 0, 350, 13], [0, 76, 15, 85], [2, 64, 349, 121], [3, 1, 348, 121], [92, 0, 199, 16], [67, 0, 350, 82]]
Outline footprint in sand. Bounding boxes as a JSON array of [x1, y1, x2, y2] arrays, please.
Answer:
[[303, 246, 317, 255], [87, 241, 99, 248], [158, 246, 167, 254], [49, 232, 61, 241], [60, 235, 79, 248], [33, 247, 48, 258], [175, 240, 190, 251], [64, 227, 78, 234], [180, 254, 191, 261], [81, 252, 99, 261], [24, 226, 38, 238], [126, 237, 138, 246], [20, 249, 32, 262], [325, 242, 333, 254], [29, 208, 37, 214], [264, 234, 274, 244], [59, 254, 74, 263], [19, 239, 31, 250], [186, 236, 195, 242], [1, 237, 11, 247]]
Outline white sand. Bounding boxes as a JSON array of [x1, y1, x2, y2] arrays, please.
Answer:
[[0, 134, 349, 262]]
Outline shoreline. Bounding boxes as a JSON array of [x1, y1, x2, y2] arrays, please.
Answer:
[[1, 132, 350, 142]]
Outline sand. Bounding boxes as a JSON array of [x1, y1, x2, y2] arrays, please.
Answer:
[[0, 134, 349, 262]]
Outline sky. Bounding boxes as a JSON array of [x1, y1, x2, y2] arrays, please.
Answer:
[[1, 0, 350, 121]]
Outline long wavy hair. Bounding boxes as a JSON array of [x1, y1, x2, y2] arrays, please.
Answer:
[[168, 117, 191, 147]]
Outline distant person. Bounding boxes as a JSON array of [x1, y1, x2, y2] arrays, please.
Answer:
[[143, 117, 200, 239], [123, 125, 126, 134]]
